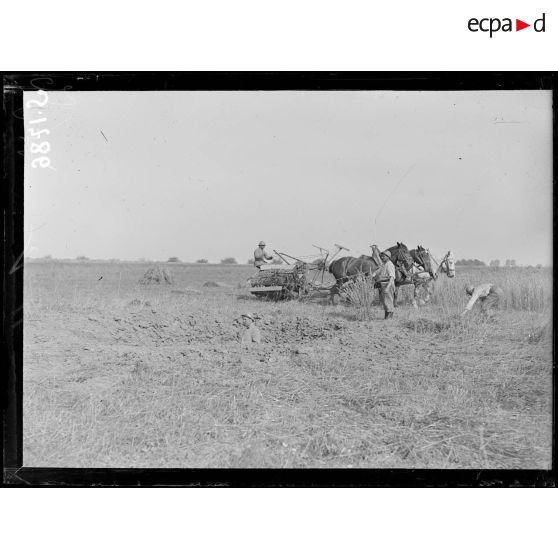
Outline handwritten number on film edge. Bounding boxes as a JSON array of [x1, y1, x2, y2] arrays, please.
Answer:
[[26, 90, 52, 169]]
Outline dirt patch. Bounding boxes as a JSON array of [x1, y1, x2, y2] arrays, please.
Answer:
[[106, 309, 348, 349], [261, 315, 346, 344], [110, 311, 239, 345], [404, 317, 453, 334]]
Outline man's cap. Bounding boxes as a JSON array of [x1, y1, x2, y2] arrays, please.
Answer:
[[465, 285, 475, 295], [241, 313, 254, 320], [258, 241, 266, 246], [381, 250, 391, 258]]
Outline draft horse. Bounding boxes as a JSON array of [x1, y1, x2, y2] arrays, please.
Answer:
[[328, 242, 414, 304], [394, 249, 456, 307]]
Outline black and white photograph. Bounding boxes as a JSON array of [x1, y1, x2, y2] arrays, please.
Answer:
[[7, 74, 553, 475]]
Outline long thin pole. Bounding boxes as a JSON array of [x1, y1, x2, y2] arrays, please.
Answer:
[[373, 164, 415, 243], [277, 251, 306, 264], [273, 250, 290, 264]]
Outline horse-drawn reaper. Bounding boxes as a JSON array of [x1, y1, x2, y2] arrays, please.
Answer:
[[248, 242, 432, 306], [248, 243, 388, 301], [248, 245, 340, 300]]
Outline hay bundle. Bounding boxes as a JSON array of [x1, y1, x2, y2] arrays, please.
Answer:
[[139, 265, 173, 285]]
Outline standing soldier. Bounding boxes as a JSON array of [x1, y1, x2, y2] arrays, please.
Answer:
[[371, 250, 396, 319], [462, 283, 504, 317], [254, 241, 273, 269]]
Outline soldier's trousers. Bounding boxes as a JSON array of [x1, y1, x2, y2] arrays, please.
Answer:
[[379, 281, 395, 313], [481, 286, 504, 316]]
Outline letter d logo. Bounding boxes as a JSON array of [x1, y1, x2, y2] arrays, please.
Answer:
[[534, 13, 546, 32]]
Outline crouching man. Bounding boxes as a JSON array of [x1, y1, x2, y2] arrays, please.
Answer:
[[462, 283, 504, 317], [371, 250, 396, 319]]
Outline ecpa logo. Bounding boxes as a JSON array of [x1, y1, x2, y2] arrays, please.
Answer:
[[468, 13, 546, 37]]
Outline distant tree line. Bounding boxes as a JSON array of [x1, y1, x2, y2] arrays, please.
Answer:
[[166, 257, 243, 264], [32, 255, 546, 269], [489, 259, 518, 267], [456, 259, 524, 267], [455, 259, 486, 266]]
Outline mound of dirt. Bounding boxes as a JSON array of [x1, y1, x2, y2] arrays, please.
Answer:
[[109, 311, 240, 346], [139, 265, 173, 285], [202, 281, 231, 288]]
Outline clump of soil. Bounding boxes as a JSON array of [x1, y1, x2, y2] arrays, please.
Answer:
[[139, 265, 173, 285], [129, 299, 151, 307]]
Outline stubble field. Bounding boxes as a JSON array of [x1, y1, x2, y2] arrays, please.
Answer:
[[23, 260, 552, 468]]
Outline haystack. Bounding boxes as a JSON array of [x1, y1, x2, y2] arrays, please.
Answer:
[[139, 265, 173, 285]]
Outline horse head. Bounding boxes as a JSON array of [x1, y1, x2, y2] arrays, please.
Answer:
[[386, 242, 414, 280], [395, 242, 414, 272], [414, 245, 437, 279]]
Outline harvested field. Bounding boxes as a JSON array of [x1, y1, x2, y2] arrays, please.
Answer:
[[23, 261, 552, 468]]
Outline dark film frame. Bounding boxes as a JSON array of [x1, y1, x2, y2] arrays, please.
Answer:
[[2, 72, 556, 487]]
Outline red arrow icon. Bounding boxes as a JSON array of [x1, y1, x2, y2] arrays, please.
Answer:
[[516, 19, 530, 31]]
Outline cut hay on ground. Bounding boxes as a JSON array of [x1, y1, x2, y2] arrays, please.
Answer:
[[139, 265, 173, 285]]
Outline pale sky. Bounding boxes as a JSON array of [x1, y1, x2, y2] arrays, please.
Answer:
[[24, 90, 552, 265]]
